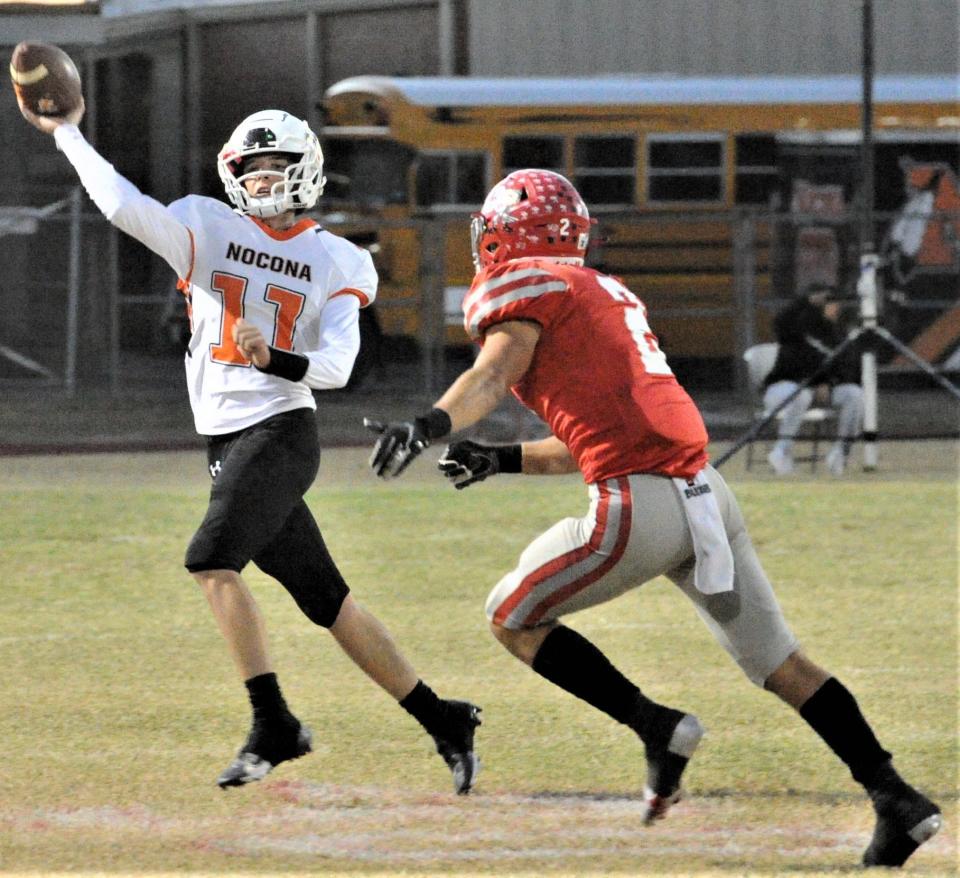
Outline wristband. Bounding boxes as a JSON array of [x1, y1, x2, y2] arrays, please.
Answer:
[[496, 443, 523, 473], [414, 407, 452, 441], [255, 347, 309, 382]]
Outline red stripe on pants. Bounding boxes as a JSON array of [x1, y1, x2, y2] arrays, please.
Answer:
[[492, 479, 631, 626]]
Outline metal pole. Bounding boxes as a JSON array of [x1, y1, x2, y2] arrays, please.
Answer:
[[859, 0, 879, 470], [65, 186, 83, 397], [872, 325, 960, 402], [858, 253, 880, 467], [732, 210, 757, 395], [305, 11, 321, 134], [184, 22, 203, 195], [859, 0, 875, 257], [108, 225, 120, 395], [82, 49, 97, 147], [419, 218, 447, 394], [438, 0, 455, 76]]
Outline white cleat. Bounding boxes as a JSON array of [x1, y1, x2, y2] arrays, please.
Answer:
[[825, 443, 846, 477], [767, 445, 794, 475]]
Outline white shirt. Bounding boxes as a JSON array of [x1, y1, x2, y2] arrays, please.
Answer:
[[54, 124, 376, 435]]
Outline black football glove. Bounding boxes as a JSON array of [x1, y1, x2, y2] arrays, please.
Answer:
[[365, 408, 451, 479], [438, 440, 521, 490]]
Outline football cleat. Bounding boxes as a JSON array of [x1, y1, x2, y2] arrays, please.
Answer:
[[431, 700, 482, 795], [863, 782, 942, 867], [217, 720, 312, 789], [640, 712, 704, 826]]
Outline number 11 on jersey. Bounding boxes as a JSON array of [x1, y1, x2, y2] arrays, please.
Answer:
[[209, 271, 306, 366]]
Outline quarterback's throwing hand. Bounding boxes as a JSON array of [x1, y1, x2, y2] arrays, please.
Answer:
[[365, 417, 431, 478], [438, 440, 503, 490]]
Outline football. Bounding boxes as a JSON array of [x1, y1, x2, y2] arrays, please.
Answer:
[[9, 42, 82, 117]]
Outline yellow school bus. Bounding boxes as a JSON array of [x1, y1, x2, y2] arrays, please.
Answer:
[[319, 75, 959, 365]]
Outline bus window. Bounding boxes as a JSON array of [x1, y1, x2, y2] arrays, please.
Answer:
[[647, 134, 725, 203], [735, 134, 780, 206], [415, 150, 488, 208], [574, 135, 636, 206], [322, 139, 415, 207], [503, 136, 564, 175]]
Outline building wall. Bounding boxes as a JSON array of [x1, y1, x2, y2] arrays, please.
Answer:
[[187, 5, 440, 195], [468, 0, 959, 76]]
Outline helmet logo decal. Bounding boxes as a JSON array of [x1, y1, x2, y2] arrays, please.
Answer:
[[486, 185, 522, 213], [242, 127, 277, 150]]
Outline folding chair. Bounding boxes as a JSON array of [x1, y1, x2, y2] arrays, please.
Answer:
[[742, 343, 837, 472]]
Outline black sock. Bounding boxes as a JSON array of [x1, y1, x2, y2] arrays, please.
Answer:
[[799, 677, 892, 786], [245, 672, 295, 726], [400, 679, 449, 738], [531, 625, 673, 743]]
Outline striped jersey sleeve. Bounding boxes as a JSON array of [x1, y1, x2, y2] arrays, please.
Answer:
[[319, 233, 378, 308], [463, 262, 568, 339]]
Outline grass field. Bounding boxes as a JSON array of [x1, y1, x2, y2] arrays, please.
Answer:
[[0, 441, 956, 876]]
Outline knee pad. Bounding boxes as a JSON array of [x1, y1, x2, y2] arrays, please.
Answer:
[[184, 531, 244, 574], [286, 578, 349, 628], [255, 551, 350, 628]]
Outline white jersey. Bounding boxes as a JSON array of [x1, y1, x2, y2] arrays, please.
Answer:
[[169, 196, 375, 433], [53, 124, 376, 435]]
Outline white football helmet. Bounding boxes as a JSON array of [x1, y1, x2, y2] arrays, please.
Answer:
[[217, 110, 326, 218]]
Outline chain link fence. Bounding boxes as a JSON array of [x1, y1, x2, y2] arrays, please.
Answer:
[[2, 194, 957, 441], [0, 188, 120, 395]]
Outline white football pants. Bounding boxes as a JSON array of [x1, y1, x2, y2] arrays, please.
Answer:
[[485, 466, 799, 686]]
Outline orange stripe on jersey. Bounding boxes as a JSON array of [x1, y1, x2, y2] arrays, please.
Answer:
[[249, 216, 319, 241], [176, 226, 196, 292], [330, 287, 371, 307], [175, 228, 196, 331]]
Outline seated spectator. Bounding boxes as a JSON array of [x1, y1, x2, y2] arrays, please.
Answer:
[[763, 285, 864, 476]]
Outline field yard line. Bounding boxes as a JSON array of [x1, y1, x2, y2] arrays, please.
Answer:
[[5, 793, 953, 869], [0, 872, 829, 878], [0, 631, 134, 645]]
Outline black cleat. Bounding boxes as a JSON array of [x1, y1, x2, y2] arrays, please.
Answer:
[[863, 782, 942, 867], [431, 700, 482, 795], [217, 720, 313, 789], [640, 711, 704, 825]]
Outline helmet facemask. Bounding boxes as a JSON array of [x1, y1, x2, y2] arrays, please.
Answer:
[[217, 111, 326, 218], [471, 213, 505, 272]]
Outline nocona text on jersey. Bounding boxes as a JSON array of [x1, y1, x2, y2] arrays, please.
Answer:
[[225, 242, 312, 282]]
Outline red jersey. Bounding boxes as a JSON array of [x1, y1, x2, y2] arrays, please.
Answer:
[[462, 258, 709, 482]]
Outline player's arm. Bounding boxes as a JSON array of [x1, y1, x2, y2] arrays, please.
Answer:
[[366, 320, 539, 479], [21, 105, 192, 280], [519, 435, 577, 474], [233, 295, 360, 388], [435, 320, 540, 432]]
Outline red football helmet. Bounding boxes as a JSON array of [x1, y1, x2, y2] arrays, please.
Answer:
[[471, 169, 592, 271]]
